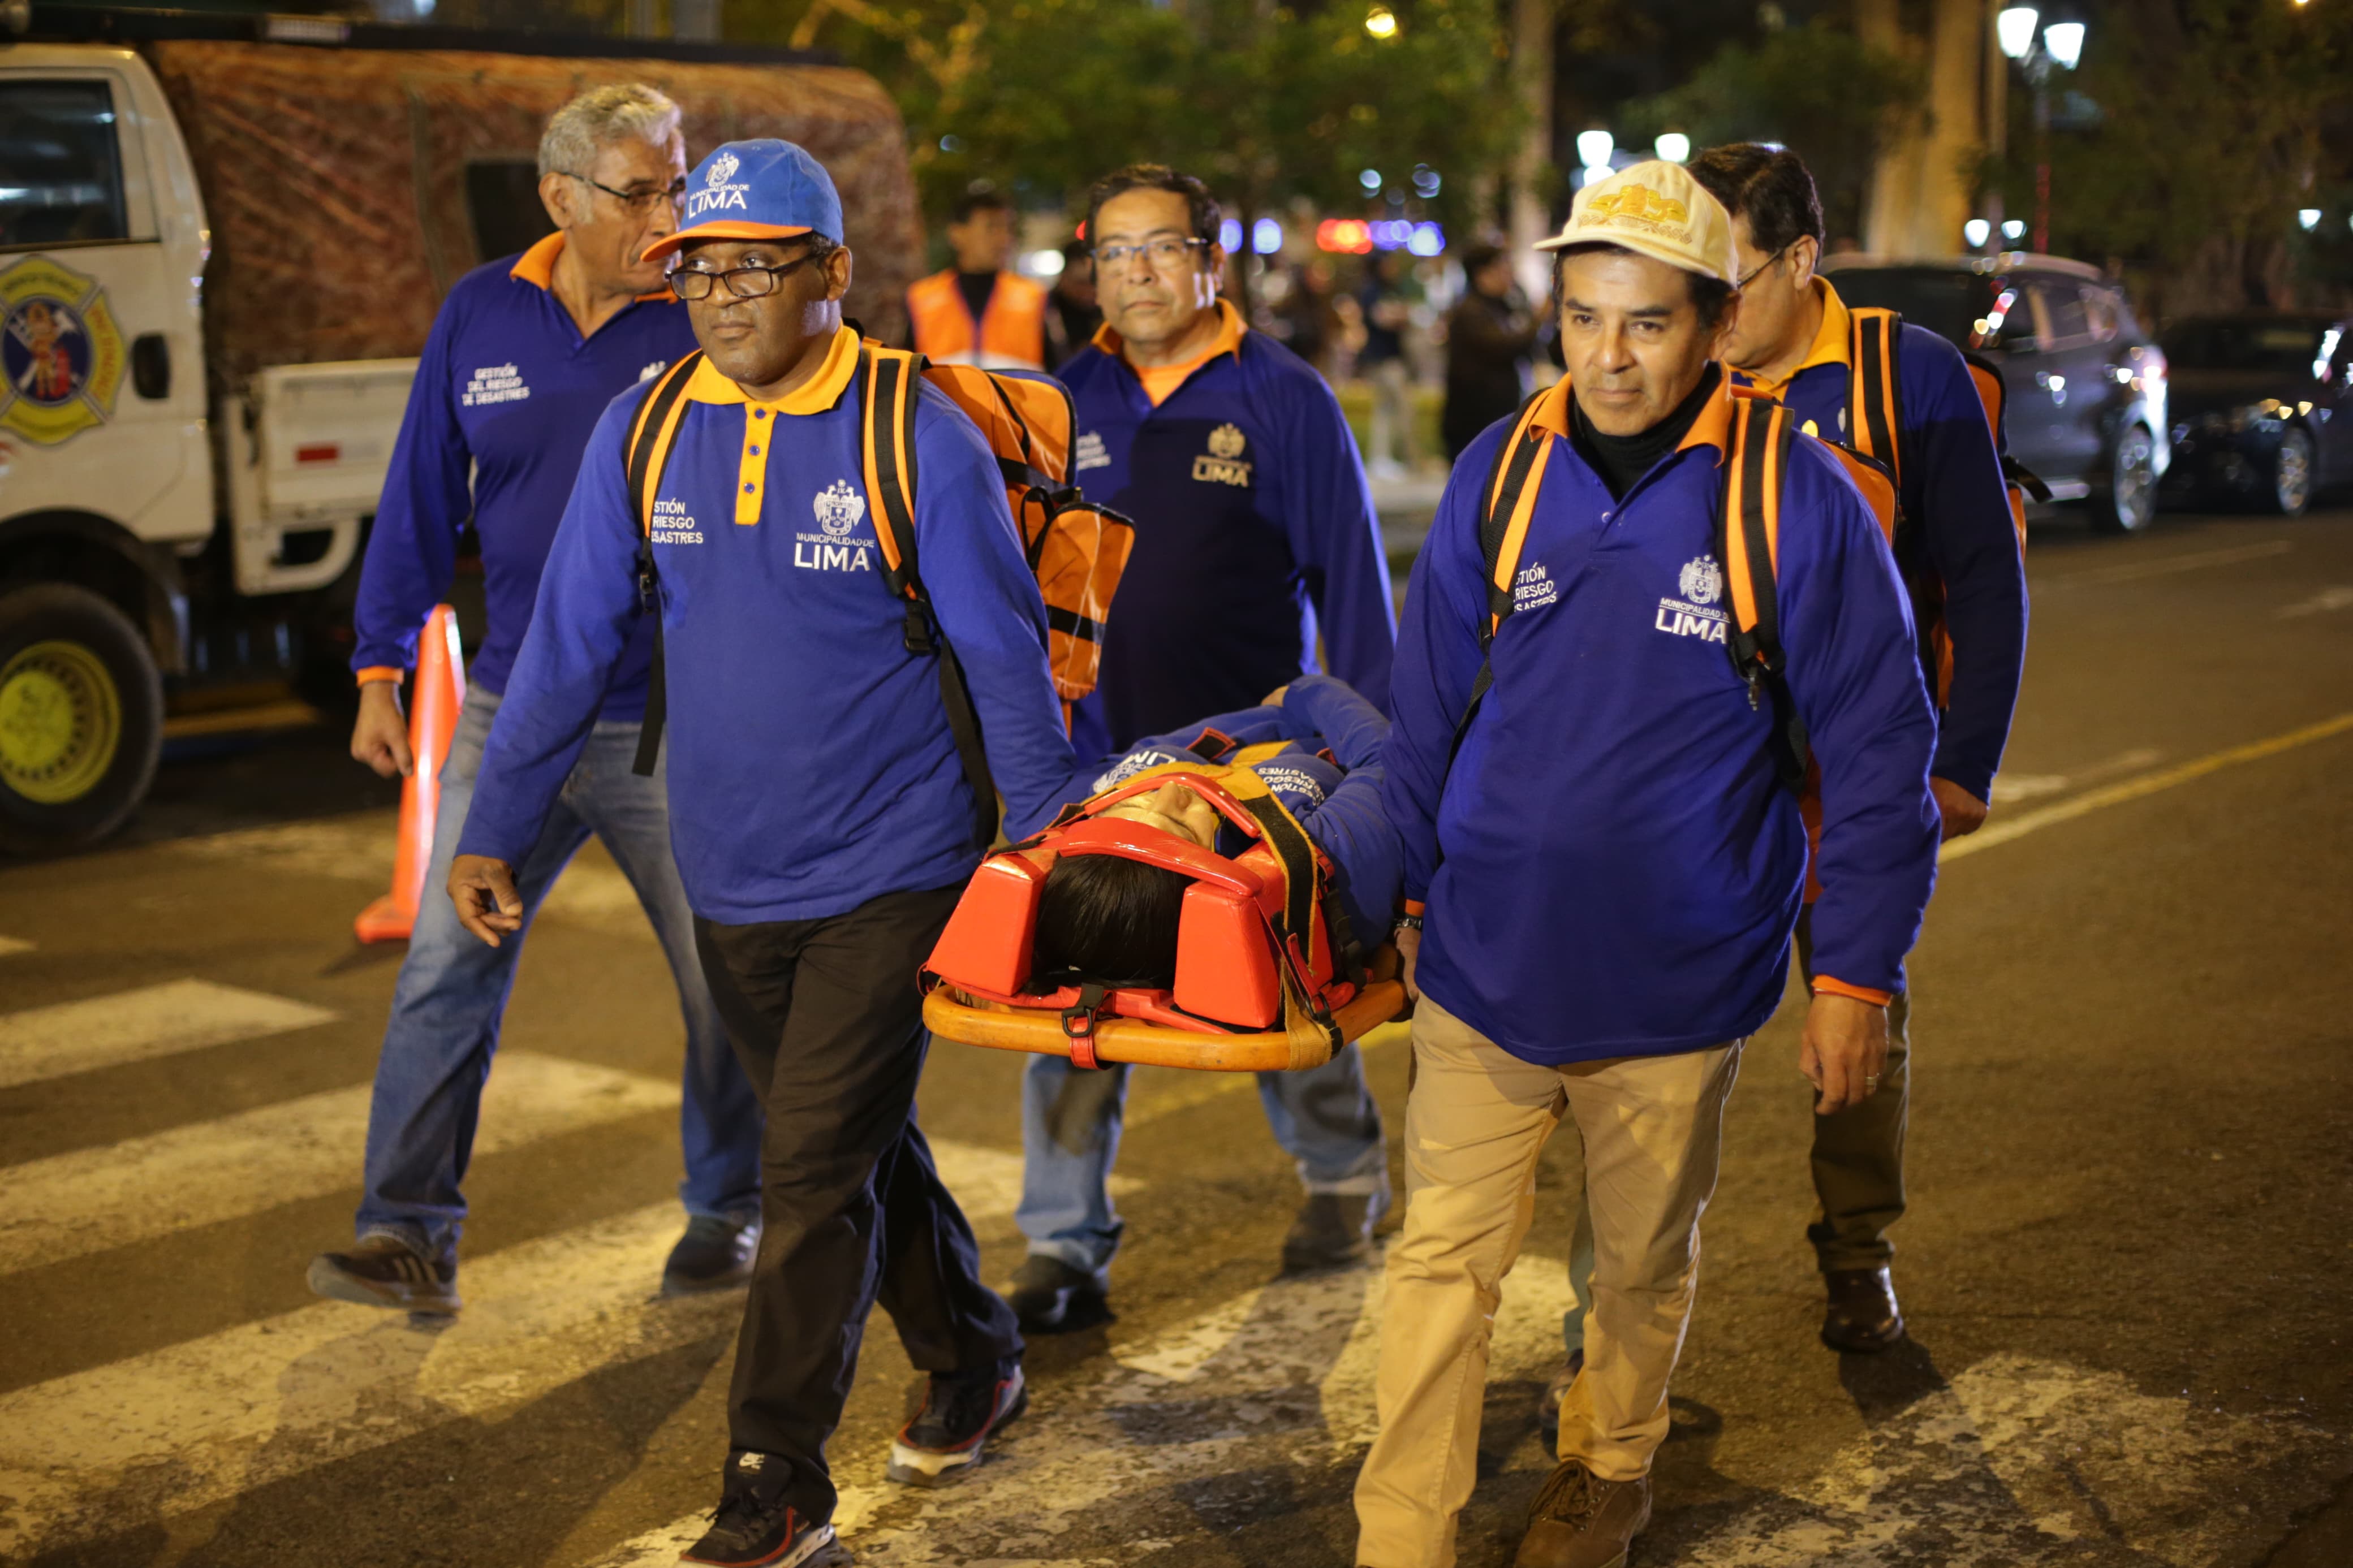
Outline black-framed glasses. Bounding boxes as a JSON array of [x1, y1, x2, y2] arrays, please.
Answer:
[[566, 171, 688, 215], [1092, 235, 1212, 270], [1735, 244, 1792, 291], [667, 253, 825, 301]]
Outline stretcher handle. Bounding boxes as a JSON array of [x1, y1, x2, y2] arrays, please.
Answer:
[[923, 978, 1408, 1074]]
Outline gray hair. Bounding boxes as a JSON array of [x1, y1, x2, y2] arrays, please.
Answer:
[[538, 84, 683, 178]]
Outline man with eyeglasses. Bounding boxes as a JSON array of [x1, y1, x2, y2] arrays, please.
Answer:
[[449, 139, 1078, 1568], [1006, 163, 1398, 1336], [312, 85, 765, 1317], [1687, 142, 2027, 1359]]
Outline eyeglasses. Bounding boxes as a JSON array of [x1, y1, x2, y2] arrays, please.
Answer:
[[667, 253, 825, 301], [566, 172, 688, 215], [1092, 236, 1212, 271], [1735, 244, 1792, 291]]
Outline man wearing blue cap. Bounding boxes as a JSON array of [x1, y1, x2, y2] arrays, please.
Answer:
[[448, 141, 1078, 1568]]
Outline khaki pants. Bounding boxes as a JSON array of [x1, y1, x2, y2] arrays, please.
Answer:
[[1353, 995, 1742, 1568], [1795, 908, 1911, 1272]]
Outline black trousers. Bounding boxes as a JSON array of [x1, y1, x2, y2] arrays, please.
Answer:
[[693, 884, 1023, 1522]]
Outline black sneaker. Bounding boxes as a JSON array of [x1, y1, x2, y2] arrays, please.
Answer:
[[886, 1362, 1027, 1487], [1281, 1193, 1377, 1272], [1004, 1254, 1109, 1333], [307, 1231, 460, 1315], [680, 1452, 848, 1568], [664, 1213, 761, 1297]]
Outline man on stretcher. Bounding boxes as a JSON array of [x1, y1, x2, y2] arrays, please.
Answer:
[[925, 673, 1402, 1331]]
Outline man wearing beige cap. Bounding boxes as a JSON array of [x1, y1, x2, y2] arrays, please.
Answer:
[[1354, 162, 1938, 1567]]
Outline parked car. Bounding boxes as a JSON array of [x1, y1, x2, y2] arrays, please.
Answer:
[[1820, 252, 2170, 534], [2156, 312, 2350, 517]]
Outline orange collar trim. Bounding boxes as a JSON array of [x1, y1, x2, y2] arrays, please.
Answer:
[[1091, 296, 1247, 366], [684, 324, 861, 416], [510, 230, 673, 305], [1743, 278, 1851, 394], [1528, 369, 1735, 465]]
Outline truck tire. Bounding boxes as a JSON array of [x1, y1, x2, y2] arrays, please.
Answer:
[[0, 584, 165, 856]]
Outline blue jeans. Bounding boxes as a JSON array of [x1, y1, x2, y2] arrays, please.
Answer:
[[1016, 1046, 1389, 1276], [354, 686, 762, 1264]]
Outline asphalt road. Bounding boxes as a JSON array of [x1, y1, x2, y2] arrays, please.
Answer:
[[3, 505, 2350, 1568]]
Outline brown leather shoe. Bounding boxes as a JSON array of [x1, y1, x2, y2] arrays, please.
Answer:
[[1821, 1266, 1905, 1353], [1511, 1459, 1651, 1568]]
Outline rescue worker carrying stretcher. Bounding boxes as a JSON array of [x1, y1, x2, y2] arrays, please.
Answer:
[[989, 673, 1402, 1331]]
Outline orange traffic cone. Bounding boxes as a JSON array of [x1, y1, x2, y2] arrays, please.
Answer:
[[355, 604, 467, 943]]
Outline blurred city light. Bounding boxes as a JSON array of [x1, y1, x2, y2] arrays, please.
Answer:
[[2043, 21, 2085, 68], [1964, 218, 1992, 248], [1219, 219, 1242, 253], [1024, 248, 1065, 277], [1252, 218, 1283, 254], [1407, 222, 1446, 257], [1317, 218, 1373, 253], [2298, 209, 2321, 232], [1654, 132, 1691, 164], [1580, 165, 1613, 189], [2003, 219, 2027, 240], [1412, 165, 1442, 198], [1997, 7, 2040, 60], [1575, 129, 1615, 169], [1364, 5, 1398, 40], [1359, 168, 1383, 195]]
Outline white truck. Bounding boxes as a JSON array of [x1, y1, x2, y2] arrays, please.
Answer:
[[0, 5, 918, 853]]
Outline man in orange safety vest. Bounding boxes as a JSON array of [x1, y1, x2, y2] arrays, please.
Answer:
[[906, 187, 1049, 370]]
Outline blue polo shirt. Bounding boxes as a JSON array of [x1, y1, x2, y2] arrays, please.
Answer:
[[1731, 280, 2028, 803], [1074, 673, 1400, 939], [456, 326, 1080, 925], [350, 234, 696, 716], [1385, 376, 1940, 1066], [1057, 302, 1396, 757]]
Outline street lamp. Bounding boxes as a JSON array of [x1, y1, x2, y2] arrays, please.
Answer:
[[2299, 209, 2322, 232], [1576, 129, 1615, 170], [1964, 217, 1992, 250], [1654, 132, 1691, 165], [1997, 8, 2085, 254]]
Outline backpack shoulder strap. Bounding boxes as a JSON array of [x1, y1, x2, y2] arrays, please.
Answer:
[[1441, 382, 1565, 774], [1846, 307, 1905, 489], [1718, 395, 1810, 791], [1194, 763, 1345, 1055], [623, 352, 704, 778], [626, 352, 705, 538], [858, 340, 999, 846]]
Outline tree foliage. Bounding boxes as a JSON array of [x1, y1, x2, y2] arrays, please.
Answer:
[[1618, 19, 1923, 244], [731, 0, 1518, 236], [1981, 0, 2352, 316]]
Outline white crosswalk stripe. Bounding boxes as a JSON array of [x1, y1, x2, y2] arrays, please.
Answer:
[[0, 978, 337, 1091], [0, 1050, 678, 1275], [0, 1129, 1055, 1558], [585, 1255, 1581, 1567]]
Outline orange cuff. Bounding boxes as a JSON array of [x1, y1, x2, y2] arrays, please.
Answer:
[[355, 667, 404, 687], [1812, 975, 1894, 1008], [1401, 899, 1426, 918]]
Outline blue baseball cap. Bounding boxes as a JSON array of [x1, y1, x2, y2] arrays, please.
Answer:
[[643, 139, 843, 263]]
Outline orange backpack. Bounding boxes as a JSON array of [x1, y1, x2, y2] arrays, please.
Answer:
[[621, 342, 1135, 841]]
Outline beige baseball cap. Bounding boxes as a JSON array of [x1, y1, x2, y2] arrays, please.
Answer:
[[1535, 160, 1738, 287]]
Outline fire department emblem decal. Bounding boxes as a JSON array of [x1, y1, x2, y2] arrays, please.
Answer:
[[1207, 422, 1247, 459], [0, 255, 125, 447], [1678, 555, 1723, 606], [813, 479, 867, 537]]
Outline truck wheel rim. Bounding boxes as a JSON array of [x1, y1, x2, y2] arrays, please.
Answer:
[[0, 639, 123, 805]]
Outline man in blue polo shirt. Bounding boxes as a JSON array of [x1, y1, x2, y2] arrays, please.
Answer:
[[1009, 163, 1399, 1331], [447, 140, 1076, 1568], [311, 85, 762, 1316], [1692, 142, 2028, 1357]]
